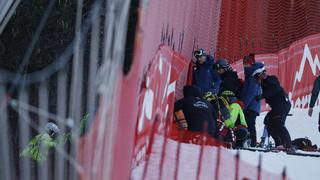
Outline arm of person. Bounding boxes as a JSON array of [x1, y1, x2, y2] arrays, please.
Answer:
[[174, 100, 188, 129], [207, 104, 218, 137], [241, 78, 257, 109], [308, 76, 320, 116], [239, 107, 248, 127], [224, 103, 241, 128], [310, 76, 320, 108], [208, 69, 221, 95], [210, 76, 221, 95]]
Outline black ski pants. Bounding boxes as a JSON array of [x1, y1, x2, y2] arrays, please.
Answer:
[[264, 110, 292, 148], [244, 109, 259, 147]]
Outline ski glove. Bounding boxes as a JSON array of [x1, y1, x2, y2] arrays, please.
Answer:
[[255, 95, 262, 101]]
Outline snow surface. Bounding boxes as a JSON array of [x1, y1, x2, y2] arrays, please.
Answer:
[[236, 107, 320, 180], [131, 108, 320, 180]]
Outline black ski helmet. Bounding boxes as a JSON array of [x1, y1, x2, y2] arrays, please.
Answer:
[[214, 59, 230, 70], [194, 48, 207, 58]]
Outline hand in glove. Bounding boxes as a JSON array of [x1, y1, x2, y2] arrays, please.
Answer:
[[308, 108, 313, 117], [255, 95, 262, 101], [179, 119, 188, 130]]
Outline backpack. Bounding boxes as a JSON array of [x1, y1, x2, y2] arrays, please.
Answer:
[[217, 96, 231, 121], [203, 92, 231, 121], [292, 138, 318, 151]]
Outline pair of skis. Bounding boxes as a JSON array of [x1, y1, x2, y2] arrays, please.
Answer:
[[239, 126, 320, 158], [238, 146, 320, 158]]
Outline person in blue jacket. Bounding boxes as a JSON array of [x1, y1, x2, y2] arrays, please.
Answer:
[[192, 48, 221, 95], [240, 54, 263, 147]]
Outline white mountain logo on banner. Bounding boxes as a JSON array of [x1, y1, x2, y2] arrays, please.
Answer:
[[292, 44, 320, 91]]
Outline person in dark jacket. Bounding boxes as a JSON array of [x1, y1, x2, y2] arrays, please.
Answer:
[[213, 59, 243, 98], [308, 75, 320, 132], [192, 49, 221, 95], [253, 67, 292, 149], [174, 85, 218, 137], [241, 54, 263, 147]]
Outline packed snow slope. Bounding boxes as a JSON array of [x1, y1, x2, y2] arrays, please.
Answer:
[[131, 108, 320, 180], [237, 107, 320, 180]]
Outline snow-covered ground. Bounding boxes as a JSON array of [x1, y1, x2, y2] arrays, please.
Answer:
[[131, 108, 320, 180], [237, 107, 320, 180]]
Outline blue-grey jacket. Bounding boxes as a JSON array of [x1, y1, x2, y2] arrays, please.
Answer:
[[240, 62, 263, 114], [192, 55, 221, 95]]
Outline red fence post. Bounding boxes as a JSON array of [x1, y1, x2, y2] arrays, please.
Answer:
[[196, 139, 205, 180], [142, 117, 160, 180], [215, 146, 221, 180], [234, 150, 240, 180], [158, 116, 170, 180], [257, 154, 262, 180], [196, 123, 209, 180], [174, 132, 183, 180], [282, 167, 287, 180]]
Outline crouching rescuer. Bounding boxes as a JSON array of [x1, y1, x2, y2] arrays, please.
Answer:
[[174, 85, 218, 139], [203, 90, 249, 147], [217, 90, 249, 147]]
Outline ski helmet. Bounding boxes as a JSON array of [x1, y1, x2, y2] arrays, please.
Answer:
[[214, 59, 230, 70], [45, 122, 60, 138], [194, 48, 206, 58], [221, 90, 236, 97], [252, 66, 266, 79]]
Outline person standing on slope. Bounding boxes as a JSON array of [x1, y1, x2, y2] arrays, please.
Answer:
[[241, 54, 263, 147], [253, 66, 293, 150], [308, 75, 320, 133], [192, 48, 221, 95], [213, 59, 244, 99]]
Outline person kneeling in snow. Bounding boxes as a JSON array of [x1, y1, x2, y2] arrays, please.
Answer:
[[253, 66, 293, 150], [174, 85, 218, 138], [217, 90, 249, 147]]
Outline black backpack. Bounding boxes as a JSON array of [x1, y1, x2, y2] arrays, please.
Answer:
[[203, 92, 230, 121], [292, 138, 318, 151]]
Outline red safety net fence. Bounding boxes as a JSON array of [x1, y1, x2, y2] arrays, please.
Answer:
[[129, 0, 320, 179], [130, 45, 285, 180], [137, 0, 320, 64], [216, 0, 320, 63], [78, 0, 320, 179]]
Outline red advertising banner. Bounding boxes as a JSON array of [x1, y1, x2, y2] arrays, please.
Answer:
[[132, 45, 189, 168], [233, 33, 320, 110]]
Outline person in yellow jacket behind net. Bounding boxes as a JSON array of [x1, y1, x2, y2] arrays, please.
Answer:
[[218, 90, 249, 147]]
